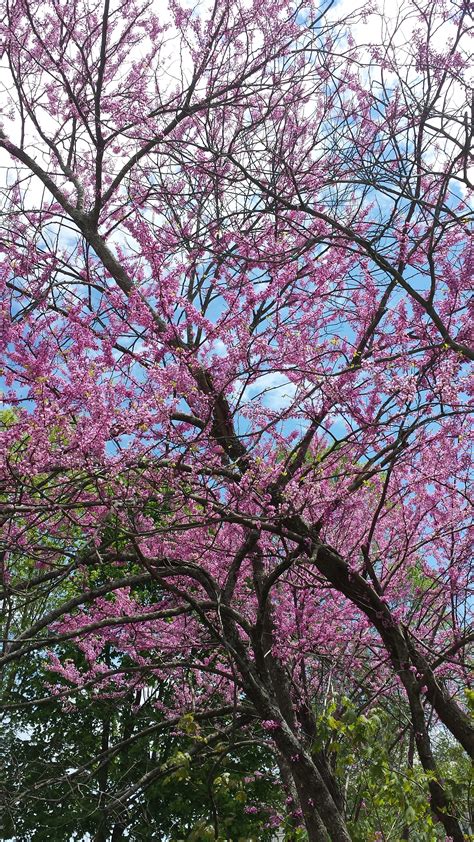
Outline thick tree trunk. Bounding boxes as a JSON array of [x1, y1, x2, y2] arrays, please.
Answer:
[[242, 670, 351, 840], [406, 638, 474, 758], [271, 728, 351, 842], [276, 752, 311, 839], [248, 554, 350, 841], [111, 822, 126, 841], [313, 543, 474, 758], [404, 681, 465, 841], [220, 611, 351, 839], [312, 542, 466, 840]]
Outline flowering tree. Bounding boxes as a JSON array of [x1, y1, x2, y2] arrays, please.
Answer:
[[0, 0, 473, 839]]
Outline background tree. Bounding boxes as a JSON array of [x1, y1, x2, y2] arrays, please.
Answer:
[[0, 0, 473, 839]]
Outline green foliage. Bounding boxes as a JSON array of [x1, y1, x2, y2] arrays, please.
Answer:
[[0, 667, 281, 840], [312, 697, 472, 841], [0, 642, 282, 841]]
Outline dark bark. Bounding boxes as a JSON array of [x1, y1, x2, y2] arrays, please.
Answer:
[[271, 725, 350, 842], [406, 637, 473, 758], [217, 591, 351, 840], [111, 823, 126, 841], [249, 551, 349, 840], [276, 752, 312, 839], [312, 542, 466, 840], [313, 543, 474, 759], [401, 729, 415, 840], [92, 710, 112, 842]]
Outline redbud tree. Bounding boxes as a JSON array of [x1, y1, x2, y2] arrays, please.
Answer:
[[0, 0, 472, 839]]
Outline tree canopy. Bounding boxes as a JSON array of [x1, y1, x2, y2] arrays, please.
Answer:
[[0, 0, 472, 839]]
